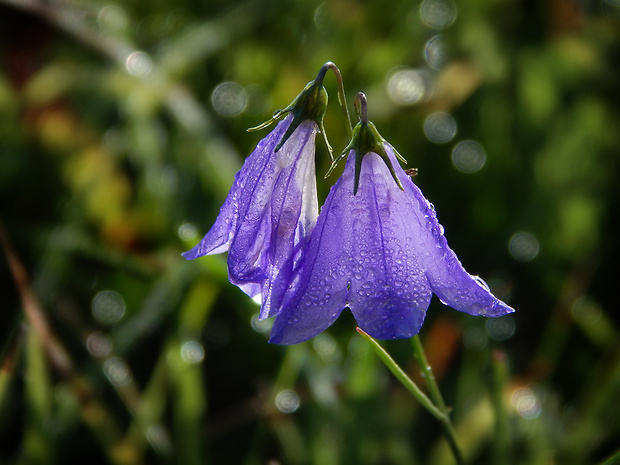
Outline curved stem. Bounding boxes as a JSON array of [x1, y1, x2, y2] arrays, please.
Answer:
[[358, 328, 464, 464], [323, 61, 353, 138], [356, 328, 445, 421], [411, 335, 446, 411], [354, 92, 368, 124], [411, 335, 464, 465]]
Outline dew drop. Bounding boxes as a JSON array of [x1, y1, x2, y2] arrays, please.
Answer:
[[473, 276, 491, 292], [250, 313, 272, 333]]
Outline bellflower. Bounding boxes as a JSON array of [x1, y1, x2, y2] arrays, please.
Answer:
[[183, 65, 335, 318], [269, 93, 514, 345]]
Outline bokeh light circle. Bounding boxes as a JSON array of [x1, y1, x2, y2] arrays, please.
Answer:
[[424, 35, 447, 68], [103, 357, 132, 386], [211, 82, 247, 117], [125, 51, 153, 77], [451, 140, 486, 173], [508, 232, 540, 262], [386, 69, 432, 105], [275, 390, 300, 414], [181, 341, 205, 364], [420, 0, 457, 29], [424, 112, 457, 143], [92, 290, 126, 324], [486, 316, 516, 341]]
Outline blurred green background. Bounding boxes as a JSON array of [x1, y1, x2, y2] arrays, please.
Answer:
[[1, 0, 619, 464]]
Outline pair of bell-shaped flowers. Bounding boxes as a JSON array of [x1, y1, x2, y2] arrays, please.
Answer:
[[183, 63, 514, 345]]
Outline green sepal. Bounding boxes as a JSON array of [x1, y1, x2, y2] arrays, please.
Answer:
[[247, 67, 332, 159], [325, 119, 404, 195]]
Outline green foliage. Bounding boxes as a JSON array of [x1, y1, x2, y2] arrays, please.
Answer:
[[1, 0, 620, 463]]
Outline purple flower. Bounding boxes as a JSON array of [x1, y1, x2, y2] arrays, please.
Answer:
[[269, 94, 514, 345], [183, 66, 334, 318]]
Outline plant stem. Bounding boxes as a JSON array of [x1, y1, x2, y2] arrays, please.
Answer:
[[324, 61, 353, 138], [357, 328, 464, 465], [411, 335, 465, 465], [411, 335, 447, 411], [357, 328, 443, 419], [598, 447, 620, 465]]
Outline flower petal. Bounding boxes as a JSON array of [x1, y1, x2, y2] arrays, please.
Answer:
[[270, 151, 432, 344], [251, 120, 319, 318], [270, 143, 513, 345], [181, 116, 293, 261], [183, 114, 320, 318], [388, 143, 515, 318]]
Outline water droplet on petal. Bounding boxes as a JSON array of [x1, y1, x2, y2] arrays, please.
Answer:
[[473, 276, 491, 292], [250, 313, 272, 333]]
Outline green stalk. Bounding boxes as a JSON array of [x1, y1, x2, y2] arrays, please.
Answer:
[[357, 328, 464, 465], [410, 335, 465, 465], [598, 447, 620, 465], [411, 335, 447, 411], [323, 61, 353, 138]]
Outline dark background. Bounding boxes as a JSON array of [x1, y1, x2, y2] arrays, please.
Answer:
[[1, 0, 619, 464]]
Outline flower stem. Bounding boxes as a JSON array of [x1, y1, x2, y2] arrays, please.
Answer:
[[411, 335, 465, 465], [323, 61, 353, 138], [356, 328, 445, 420], [411, 335, 447, 411], [598, 447, 620, 465], [358, 329, 464, 464]]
